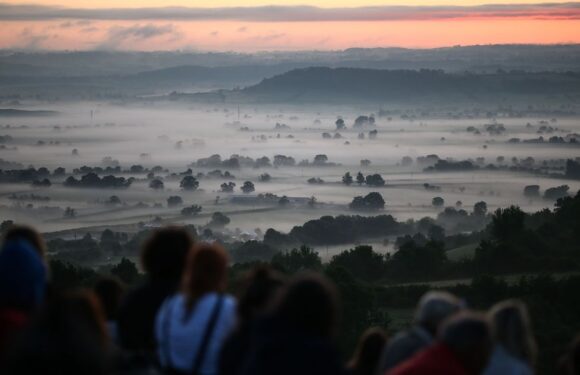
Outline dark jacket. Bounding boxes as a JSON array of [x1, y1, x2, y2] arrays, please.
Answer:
[[238, 317, 346, 375], [117, 279, 177, 353]]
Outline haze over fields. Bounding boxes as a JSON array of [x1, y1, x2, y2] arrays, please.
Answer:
[[2, 44, 580, 262]]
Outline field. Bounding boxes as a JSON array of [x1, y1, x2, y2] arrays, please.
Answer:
[[1, 101, 579, 261]]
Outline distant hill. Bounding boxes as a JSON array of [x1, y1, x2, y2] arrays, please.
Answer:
[[229, 67, 580, 104]]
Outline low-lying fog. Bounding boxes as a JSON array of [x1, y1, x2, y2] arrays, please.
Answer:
[[2, 101, 580, 256]]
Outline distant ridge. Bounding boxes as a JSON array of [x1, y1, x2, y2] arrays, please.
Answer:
[[229, 67, 580, 104]]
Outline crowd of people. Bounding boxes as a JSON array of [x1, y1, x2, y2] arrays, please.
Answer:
[[0, 225, 579, 375]]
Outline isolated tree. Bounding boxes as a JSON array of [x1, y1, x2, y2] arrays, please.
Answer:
[[473, 201, 488, 216], [365, 174, 385, 187], [209, 212, 231, 228], [432, 197, 445, 207], [356, 172, 365, 185], [342, 172, 353, 185], [349, 192, 385, 211], [360, 159, 371, 167], [544, 185, 570, 200], [259, 173, 271, 182], [220, 182, 236, 193], [313, 154, 328, 165], [167, 196, 183, 207], [279, 196, 290, 206], [63, 207, 76, 218], [181, 205, 202, 216], [180, 175, 199, 191], [149, 178, 164, 190], [307, 177, 324, 184], [107, 195, 121, 205], [335, 118, 346, 130], [241, 181, 255, 194], [523, 185, 540, 197]]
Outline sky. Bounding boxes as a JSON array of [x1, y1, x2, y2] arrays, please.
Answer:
[[0, 1, 579, 51]]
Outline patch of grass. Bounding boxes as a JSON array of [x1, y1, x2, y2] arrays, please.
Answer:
[[446, 243, 478, 261]]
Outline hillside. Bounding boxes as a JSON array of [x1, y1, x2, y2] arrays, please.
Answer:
[[234, 67, 580, 104]]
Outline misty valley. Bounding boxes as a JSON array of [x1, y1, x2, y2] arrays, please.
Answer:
[[2, 18, 580, 373], [1, 90, 580, 266]]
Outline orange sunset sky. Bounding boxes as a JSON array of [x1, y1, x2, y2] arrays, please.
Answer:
[[0, 0, 579, 51]]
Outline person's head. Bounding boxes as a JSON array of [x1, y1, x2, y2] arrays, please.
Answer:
[[440, 312, 492, 375], [182, 243, 229, 311], [415, 291, 462, 336], [275, 273, 339, 338], [558, 334, 580, 375], [3, 225, 47, 263], [237, 265, 284, 324], [2, 290, 109, 375], [488, 300, 537, 366], [348, 327, 388, 375], [55, 290, 109, 348], [93, 277, 125, 321], [141, 226, 195, 283], [0, 240, 47, 312]]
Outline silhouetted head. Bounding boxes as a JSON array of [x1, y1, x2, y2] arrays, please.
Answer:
[[558, 334, 580, 375], [237, 265, 284, 324], [140, 226, 195, 283], [93, 277, 125, 321], [488, 300, 537, 366], [415, 291, 462, 336], [3, 225, 47, 264], [348, 327, 388, 375], [0, 240, 47, 312], [2, 290, 109, 375], [440, 312, 492, 375], [275, 273, 339, 338], [182, 242, 229, 312]]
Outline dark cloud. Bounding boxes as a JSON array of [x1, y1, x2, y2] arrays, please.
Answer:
[[0, 2, 579, 22]]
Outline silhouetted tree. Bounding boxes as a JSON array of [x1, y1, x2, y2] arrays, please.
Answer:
[[180, 175, 199, 191]]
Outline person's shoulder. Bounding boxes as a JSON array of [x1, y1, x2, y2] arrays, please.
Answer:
[[484, 346, 533, 375], [222, 294, 236, 309]]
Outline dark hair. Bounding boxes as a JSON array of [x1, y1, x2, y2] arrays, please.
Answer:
[[3, 225, 46, 261], [557, 334, 580, 375], [275, 273, 339, 338], [93, 277, 125, 321], [140, 226, 194, 282], [441, 312, 492, 375], [182, 243, 229, 313], [237, 265, 284, 324], [348, 327, 388, 375], [2, 290, 110, 375]]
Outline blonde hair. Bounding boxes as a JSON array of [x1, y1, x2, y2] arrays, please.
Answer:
[[488, 300, 537, 366]]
